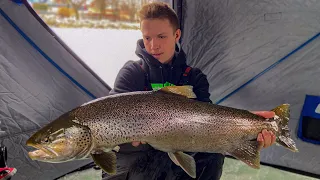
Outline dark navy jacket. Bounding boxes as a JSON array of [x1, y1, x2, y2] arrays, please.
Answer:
[[108, 39, 224, 180]]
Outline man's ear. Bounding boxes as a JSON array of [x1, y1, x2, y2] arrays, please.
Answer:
[[175, 29, 181, 43]]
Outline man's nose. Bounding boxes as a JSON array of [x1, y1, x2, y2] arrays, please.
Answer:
[[151, 39, 160, 49]]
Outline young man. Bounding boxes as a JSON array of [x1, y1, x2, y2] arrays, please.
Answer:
[[109, 2, 276, 179]]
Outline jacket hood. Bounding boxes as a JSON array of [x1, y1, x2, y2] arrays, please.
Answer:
[[135, 39, 187, 68]]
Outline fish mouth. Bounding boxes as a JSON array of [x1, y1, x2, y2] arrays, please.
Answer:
[[27, 143, 58, 160]]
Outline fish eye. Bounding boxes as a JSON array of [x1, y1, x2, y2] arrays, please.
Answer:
[[43, 137, 49, 143], [43, 136, 53, 143]]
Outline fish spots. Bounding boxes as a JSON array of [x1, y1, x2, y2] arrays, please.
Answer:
[[76, 128, 91, 149], [71, 91, 257, 153], [191, 139, 195, 144]]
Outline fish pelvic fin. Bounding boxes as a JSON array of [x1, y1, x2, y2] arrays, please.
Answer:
[[271, 104, 299, 152], [229, 141, 261, 169], [91, 151, 117, 175], [168, 152, 196, 179], [159, 85, 197, 99]]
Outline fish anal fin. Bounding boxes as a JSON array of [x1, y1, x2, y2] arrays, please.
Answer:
[[159, 85, 197, 99], [229, 141, 260, 169], [168, 152, 180, 166], [168, 151, 196, 178], [91, 151, 117, 175]]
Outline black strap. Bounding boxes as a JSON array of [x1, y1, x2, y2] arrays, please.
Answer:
[[0, 146, 7, 168], [178, 66, 192, 85]]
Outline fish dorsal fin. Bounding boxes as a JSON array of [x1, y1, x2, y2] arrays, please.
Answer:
[[168, 151, 196, 178], [91, 151, 117, 175], [158, 85, 197, 99], [228, 140, 261, 169]]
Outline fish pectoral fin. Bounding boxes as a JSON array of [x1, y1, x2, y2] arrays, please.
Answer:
[[168, 152, 196, 178], [158, 86, 197, 99], [229, 141, 260, 169], [91, 151, 117, 175]]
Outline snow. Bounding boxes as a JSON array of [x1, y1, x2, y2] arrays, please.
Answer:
[[51, 27, 143, 88]]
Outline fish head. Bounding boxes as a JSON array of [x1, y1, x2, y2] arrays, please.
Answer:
[[26, 112, 93, 163]]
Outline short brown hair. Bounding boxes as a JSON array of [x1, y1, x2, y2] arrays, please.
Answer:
[[138, 2, 179, 31]]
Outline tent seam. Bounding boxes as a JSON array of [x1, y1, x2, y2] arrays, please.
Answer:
[[215, 32, 320, 104]]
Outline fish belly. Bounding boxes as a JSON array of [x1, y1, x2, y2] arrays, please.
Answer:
[[143, 115, 262, 154]]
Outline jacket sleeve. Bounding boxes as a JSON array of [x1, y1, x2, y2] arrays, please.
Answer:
[[109, 61, 145, 95], [190, 68, 212, 103]]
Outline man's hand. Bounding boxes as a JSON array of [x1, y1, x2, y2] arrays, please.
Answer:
[[132, 141, 146, 147], [251, 111, 276, 150]]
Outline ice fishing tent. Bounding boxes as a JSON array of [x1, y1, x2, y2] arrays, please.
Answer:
[[0, 0, 320, 179], [174, 0, 320, 178], [0, 0, 111, 179]]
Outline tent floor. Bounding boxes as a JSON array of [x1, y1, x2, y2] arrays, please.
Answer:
[[221, 157, 318, 180], [56, 157, 318, 180]]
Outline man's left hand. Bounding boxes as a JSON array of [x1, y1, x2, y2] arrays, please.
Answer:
[[251, 111, 277, 151]]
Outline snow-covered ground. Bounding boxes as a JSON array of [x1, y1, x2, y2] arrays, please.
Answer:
[[51, 27, 142, 88]]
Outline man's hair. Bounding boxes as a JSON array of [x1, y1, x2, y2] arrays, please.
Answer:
[[138, 2, 180, 31]]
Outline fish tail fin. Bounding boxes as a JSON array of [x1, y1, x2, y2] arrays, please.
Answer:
[[271, 104, 299, 152]]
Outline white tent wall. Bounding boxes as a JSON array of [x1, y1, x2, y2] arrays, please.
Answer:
[[176, 0, 320, 177], [0, 0, 110, 179]]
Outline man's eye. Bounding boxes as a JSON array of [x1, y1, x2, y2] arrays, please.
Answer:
[[160, 36, 166, 39]]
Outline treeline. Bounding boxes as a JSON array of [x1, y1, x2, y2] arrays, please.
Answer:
[[33, 0, 169, 22]]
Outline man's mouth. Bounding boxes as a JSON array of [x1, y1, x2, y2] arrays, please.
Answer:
[[152, 53, 163, 58]]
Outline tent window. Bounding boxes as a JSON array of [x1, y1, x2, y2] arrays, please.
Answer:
[[301, 116, 320, 142], [26, 0, 172, 88], [298, 95, 320, 144]]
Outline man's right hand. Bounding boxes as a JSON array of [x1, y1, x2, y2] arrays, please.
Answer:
[[132, 141, 146, 147]]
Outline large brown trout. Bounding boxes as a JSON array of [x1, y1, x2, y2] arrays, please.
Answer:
[[26, 85, 298, 178]]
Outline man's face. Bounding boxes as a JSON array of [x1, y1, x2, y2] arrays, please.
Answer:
[[140, 18, 181, 64]]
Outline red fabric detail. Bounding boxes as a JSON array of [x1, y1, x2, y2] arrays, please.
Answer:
[[0, 167, 16, 179], [183, 66, 192, 76]]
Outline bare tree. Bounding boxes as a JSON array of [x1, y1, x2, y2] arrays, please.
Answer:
[[66, 0, 86, 20], [129, 0, 137, 21], [110, 0, 120, 21], [94, 0, 107, 20]]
